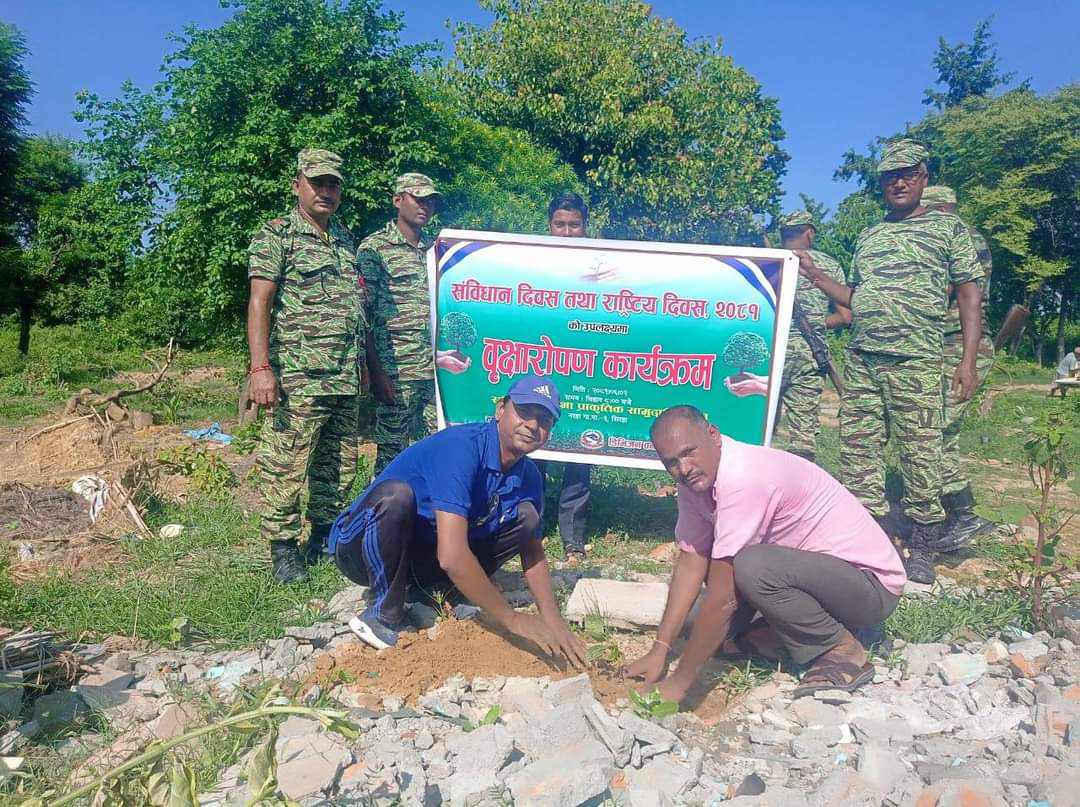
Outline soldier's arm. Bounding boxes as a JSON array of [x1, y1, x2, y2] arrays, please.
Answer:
[[948, 224, 985, 402], [795, 250, 853, 308], [357, 247, 396, 404], [247, 227, 285, 407], [820, 254, 852, 328]]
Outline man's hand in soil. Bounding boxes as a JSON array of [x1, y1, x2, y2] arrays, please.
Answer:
[[249, 368, 279, 408], [623, 643, 667, 685], [519, 536, 587, 668], [508, 612, 586, 669]]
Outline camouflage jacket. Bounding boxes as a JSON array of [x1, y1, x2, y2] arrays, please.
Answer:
[[943, 225, 992, 339], [248, 208, 364, 397], [788, 249, 845, 358], [358, 220, 434, 382], [849, 209, 983, 358]]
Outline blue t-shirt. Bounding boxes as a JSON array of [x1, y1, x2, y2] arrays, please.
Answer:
[[330, 421, 544, 551]]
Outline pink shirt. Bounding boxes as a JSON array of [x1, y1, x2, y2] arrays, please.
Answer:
[[675, 436, 907, 595]]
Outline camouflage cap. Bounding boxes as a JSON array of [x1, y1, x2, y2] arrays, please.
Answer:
[[921, 185, 957, 206], [877, 139, 929, 173], [297, 149, 344, 181], [394, 172, 441, 198], [780, 211, 816, 229]]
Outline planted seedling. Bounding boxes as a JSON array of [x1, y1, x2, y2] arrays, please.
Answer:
[[629, 687, 679, 719]]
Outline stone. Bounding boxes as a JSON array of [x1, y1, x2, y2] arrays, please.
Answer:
[[130, 410, 153, 430], [749, 727, 791, 746], [617, 710, 679, 748], [134, 677, 168, 696], [953, 706, 1028, 741], [446, 723, 515, 773], [727, 787, 810, 807], [543, 673, 593, 707], [858, 743, 908, 794], [417, 694, 461, 719], [914, 780, 1008, 807], [790, 736, 829, 759], [506, 743, 610, 806], [584, 702, 633, 766], [810, 769, 882, 807], [902, 643, 950, 677], [1007, 638, 1050, 661], [628, 756, 697, 801], [149, 702, 197, 740], [564, 578, 669, 630], [761, 708, 798, 730], [790, 698, 844, 728], [32, 690, 86, 731], [414, 729, 435, 750], [526, 701, 594, 755], [1066, 716, 1080, 746], [982, 640, 1009, 664], [812, 689, 852, 705], [285, 624, 335, 649], [733, 772, 767, 796], [276, 730, 352, 799], [938, 653, 988, 686], [499, 677, 549, 719], [326, 586, 369, 619], [205, 656, 258, 694], [850, 716, 914, 745], [1030, 768, 1080, 805], [1009, 653, 1047, 679], [75, 669, 135, 712], [0, 671, 24, 717]]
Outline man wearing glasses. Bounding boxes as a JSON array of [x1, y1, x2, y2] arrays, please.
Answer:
[[795, 139, 984, 585], [360, 173, 443, 474]]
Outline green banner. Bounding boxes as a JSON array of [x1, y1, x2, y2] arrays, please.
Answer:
[[429, 230, 797, 469]]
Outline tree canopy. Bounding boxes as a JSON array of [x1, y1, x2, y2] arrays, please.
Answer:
[[450, 0, 787, 242], [923, 18, 1017, 111], [0, 21, 32, 238]]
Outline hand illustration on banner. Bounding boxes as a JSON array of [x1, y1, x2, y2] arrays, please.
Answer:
[[724, 373, 768, 398], [436, 350, 472, 374]]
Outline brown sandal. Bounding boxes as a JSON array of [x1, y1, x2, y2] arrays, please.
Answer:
[[792, 659, 874, 699]]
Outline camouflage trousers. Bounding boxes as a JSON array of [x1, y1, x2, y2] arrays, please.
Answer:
[[779, 345, 827, 459], [373, 379, 436, 475], [941, 333, 995, 496], [257, 393, 359, 544], [840, 350, 946, 525]]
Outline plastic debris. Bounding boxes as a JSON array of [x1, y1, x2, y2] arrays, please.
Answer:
[[183, 422, 233, 444], [71, 475, 109, 522]]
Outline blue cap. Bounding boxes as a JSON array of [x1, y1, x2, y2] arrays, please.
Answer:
[[507, 375, 561, 420]]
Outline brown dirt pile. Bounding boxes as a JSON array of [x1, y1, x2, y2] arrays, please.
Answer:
[[313, 618, 733, 722], [0, 419, 112, 486]]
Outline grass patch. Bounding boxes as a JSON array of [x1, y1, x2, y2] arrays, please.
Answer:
[[0, 497, 346, 647], [885, 589, 1031, 644]]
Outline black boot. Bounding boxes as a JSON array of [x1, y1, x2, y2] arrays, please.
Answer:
[[904, 522, 941, 585], [874, 510, 914, 543], [271, 540, 309, 584], [936, 486, 997, 552], [304, 523, 332, 566]]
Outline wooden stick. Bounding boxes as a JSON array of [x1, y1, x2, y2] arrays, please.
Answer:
[[19, 414, 95, 446], [111, 478, 151, 537], [91, 338, 177, 406]]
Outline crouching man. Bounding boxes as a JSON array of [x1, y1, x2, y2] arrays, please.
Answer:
[[329, 374, 586, 668], [624, 405, 906, 701]]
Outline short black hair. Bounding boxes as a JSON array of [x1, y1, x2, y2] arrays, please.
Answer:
[[650, 405, 708, 441], [548, 191, 588, 224], [780, 224, 813, 241]]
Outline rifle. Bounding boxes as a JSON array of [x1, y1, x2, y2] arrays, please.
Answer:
[[762, 232, 845, 395]]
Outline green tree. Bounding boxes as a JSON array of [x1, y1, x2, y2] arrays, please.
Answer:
[[450, 0, 786, 241], [923, 18, 1017, 110], [0, 21, 32, 231], [722, 331, 769, 375], [0, 137, 86, 353], [812, 191, 884, 277], [439, 312, 478, 356]]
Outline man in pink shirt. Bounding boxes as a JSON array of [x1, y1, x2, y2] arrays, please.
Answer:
[[624, 405, 906, 701]]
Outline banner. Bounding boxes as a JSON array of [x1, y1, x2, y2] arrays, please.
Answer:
[[429, 230, 797, 470]]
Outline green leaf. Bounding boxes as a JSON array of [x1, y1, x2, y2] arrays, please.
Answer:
[[245, 724, 279, 802], [168, 763, 199, 807]]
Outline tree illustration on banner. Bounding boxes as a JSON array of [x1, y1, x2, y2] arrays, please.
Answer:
[[722, 331, 769, 382], [440, 312, 478, 361]]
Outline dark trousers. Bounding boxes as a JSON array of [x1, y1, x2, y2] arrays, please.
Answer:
[[534, 460, 592, 552], [730, 544, 900, 666], [332, 479, 539, 625]]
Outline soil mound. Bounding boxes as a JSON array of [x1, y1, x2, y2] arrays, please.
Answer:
[[314, 618, 732, 721]]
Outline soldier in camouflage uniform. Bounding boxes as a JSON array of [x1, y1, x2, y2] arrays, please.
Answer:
[[776, 211, 850, 463], [247, 149, 364, 584], [359, 173, 441, 475], [796, 140, 985, 585], [920, 186, 998, 548]]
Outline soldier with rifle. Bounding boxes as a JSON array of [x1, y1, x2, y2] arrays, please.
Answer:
[[773, 212, 850, 464]]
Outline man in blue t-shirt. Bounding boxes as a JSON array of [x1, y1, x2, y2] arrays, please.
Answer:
[[330, 375, 587, 667]]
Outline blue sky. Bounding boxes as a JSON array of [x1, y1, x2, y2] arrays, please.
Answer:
[[5, 0, 1078, 213]]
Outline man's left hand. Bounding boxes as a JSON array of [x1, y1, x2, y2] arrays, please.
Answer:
[[952, 360, 978, 402]]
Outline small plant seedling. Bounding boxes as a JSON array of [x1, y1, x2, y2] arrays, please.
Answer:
[[463, 705, 502, 732], [157, 445, 237, 498], [629, 687, 679, 719]]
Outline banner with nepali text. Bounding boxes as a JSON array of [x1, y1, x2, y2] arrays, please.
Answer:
[[428, 230, 797, 470]]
